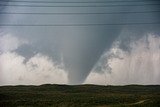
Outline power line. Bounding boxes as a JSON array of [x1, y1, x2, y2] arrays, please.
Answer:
[[0, 10, 160, 15], [0, 0, 159, 3], [0, 3, 160, 7], [0, 22, 160, 27]]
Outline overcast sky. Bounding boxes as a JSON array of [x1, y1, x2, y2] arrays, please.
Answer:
[[0, 0, 160, 85]]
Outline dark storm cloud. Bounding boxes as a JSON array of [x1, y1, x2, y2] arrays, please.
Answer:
[[0, 0, 10, 24], [62, 27, 124, 84], [0, 0, 160, 84]]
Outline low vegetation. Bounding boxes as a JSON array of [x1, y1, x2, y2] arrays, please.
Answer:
[[0, 84, 160, 107]]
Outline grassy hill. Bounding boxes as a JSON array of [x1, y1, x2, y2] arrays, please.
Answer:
[[0, 84, 160, 107]]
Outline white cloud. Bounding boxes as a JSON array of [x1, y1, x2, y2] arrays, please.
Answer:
[[85, 34, 160, 85], [0, 52, 68, 85], [0, 34, 68, 85], [1, 33, 160, 85], [0, 34, 28, 52]]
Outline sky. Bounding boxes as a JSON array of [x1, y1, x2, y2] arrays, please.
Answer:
[[0, 0, 160, 85]]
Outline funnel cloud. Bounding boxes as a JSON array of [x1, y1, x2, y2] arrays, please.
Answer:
[[0, 0, 160, 85]]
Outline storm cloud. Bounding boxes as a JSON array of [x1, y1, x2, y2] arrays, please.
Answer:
[[0, 0, 160, 85], [86, 34, 160, 85]]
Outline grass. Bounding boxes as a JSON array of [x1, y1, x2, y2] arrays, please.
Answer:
[[0, 84, 160, 107]]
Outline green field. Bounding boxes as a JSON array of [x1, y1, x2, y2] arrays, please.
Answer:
[[0, 84, 160, 107]]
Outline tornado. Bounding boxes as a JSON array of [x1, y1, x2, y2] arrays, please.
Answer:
[[0, 0, 160, 85]]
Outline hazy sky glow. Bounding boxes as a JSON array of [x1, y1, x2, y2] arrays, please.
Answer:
[[0, 0, 160, 85]]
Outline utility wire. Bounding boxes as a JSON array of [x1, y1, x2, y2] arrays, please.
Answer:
[[0, 3, 160, 7], [0, 22, 160, 27], [0, 10, 160, 15], [0, 0, 159, 3]]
